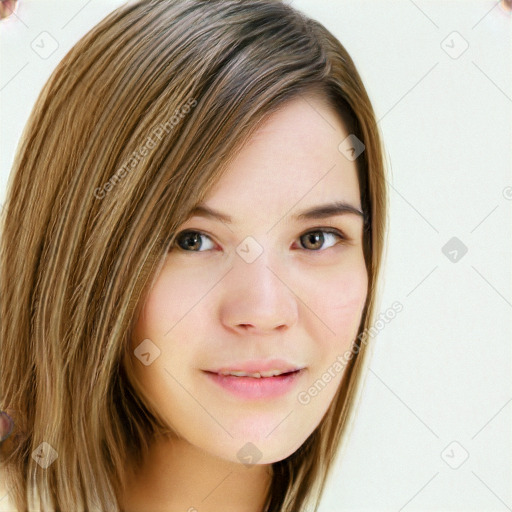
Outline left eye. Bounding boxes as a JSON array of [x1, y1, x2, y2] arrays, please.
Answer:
[[172, 228, 345, 253], [296, 229, 345, 251]]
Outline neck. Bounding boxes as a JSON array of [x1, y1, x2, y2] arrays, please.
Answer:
[[120, 434, 272, 512]]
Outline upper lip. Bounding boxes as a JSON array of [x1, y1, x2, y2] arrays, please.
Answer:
[[205, 358, 305, 375]]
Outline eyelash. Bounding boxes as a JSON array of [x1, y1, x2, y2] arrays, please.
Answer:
[[171, 227, 347, 253]]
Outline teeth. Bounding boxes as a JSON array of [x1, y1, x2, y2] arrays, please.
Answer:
[[219, 369, 289, 378]]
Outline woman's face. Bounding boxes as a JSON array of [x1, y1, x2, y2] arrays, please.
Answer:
[[129, 93, 368, 464]]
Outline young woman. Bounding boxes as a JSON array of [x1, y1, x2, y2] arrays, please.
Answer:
[[0, 1, 388, 510]]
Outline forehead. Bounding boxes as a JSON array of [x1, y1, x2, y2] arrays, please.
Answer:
[[197, 94, 362, 222]]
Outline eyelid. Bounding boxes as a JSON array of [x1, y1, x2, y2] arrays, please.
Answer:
[[298, 226, 346, 239]]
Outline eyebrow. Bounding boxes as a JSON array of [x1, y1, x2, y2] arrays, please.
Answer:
[[188, 201, 364, 224]]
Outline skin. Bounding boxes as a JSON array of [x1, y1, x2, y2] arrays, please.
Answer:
[[121, 92, 368, 512]]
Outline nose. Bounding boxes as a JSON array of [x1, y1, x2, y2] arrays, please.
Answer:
[[218, 253, 298, 335]]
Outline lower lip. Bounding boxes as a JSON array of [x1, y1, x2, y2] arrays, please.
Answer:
[[203, 369, 305, 400]]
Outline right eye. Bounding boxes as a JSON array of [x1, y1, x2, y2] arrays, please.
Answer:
[[172, 230, 216, 252]]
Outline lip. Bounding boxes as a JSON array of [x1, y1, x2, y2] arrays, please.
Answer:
[[208, 358, 305, 375], [202, 368, 306, 400]]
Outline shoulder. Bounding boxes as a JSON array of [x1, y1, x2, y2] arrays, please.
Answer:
[[0, 467, 17, 512]]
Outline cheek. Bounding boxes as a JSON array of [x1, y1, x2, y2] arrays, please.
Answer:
[[129, 269, 211, 397], [133, 268, 210, 341], [332, 270, 367, 326], [307, 260, 368, 341]]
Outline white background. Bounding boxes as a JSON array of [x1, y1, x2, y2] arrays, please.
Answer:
[[0, 1, 511, 511]]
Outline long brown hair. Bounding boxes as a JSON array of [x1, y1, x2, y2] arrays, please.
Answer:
[[0, 1, 388, 510]]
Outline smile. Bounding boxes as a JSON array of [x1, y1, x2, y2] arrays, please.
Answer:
[[202, 368, 305, 400]]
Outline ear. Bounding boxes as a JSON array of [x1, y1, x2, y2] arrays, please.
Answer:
[[0, 410, 20, 460]]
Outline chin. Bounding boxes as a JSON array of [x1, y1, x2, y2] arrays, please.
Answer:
[[205, 426, 311, 466]]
